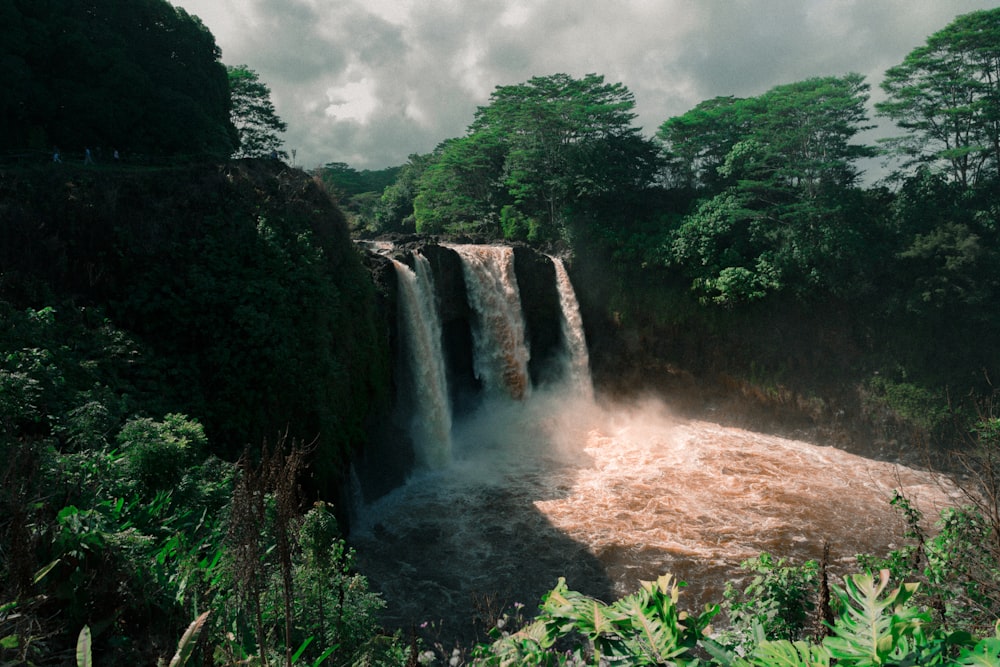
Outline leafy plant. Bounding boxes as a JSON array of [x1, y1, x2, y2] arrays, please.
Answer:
[[823, 570, 928, 665], [473, 574, 717, 666], [720, 553, 819, 653]]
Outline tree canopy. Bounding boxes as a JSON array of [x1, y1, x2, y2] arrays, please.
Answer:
[[413, 73, 661, 240], [0, 0, 237, 157], [659, 74, 876, 304], [228, 65, 287, 159], [877, 7, 1000, 187]]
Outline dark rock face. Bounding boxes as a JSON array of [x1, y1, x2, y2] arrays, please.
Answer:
[[512, 247, 564, 388], [354, 250, 414, 503], [419, 244, 481, 416]]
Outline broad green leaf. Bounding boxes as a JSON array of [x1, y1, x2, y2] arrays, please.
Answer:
[[956, 637, 1000, 666], [291, 635, 314, 663], [76, 625, 92, 667]]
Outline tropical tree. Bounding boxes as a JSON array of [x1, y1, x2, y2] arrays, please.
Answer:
[[0, 0, 236, 157], [657, 95, 751, 191], [661, 75, 876, 304], [228, 65, 287, 159], [877, 8, 1000, 187], [414, 135, 508, 235], [475, 73, 660, 236], [413, 73, 661, 240], [371, 153, 432, 234]]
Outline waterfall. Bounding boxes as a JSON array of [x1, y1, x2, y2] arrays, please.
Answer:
[[550, 256, 593, 397], [392, 254, 452, 468], [447, 244, 531, 400]]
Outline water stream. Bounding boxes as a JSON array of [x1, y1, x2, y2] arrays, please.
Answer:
[[392, 254, 452, 468], [352, 244, 960, 647]]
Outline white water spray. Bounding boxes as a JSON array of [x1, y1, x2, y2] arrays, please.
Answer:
[[447, 244, 531, 400], [550, 256, 593, 398], [392, 255, 452, 468]]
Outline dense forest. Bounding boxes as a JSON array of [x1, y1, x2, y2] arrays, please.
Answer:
[[3, 0, 1000, 665]]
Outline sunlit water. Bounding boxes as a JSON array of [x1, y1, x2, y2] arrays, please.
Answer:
[[349, 391, 960, 646]]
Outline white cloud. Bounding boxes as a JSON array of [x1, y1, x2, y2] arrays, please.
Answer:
[[171, 0, 999, 170], [324, 79, 380, 124]]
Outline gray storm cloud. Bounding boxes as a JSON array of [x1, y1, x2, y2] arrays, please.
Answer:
[[173, 0, 998, 170]]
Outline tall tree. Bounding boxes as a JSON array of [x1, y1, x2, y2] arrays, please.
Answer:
[[657, 95, 751, 190], [371, 153, 431, 234], [1, 0, 236, 157], [412, 73, 660, 240], [877, 8, 1000, 187], [228, 65, 287, 159], [413, 135, 507, 235], [663, 75, 876, 305], [472, 73, 659, 236]]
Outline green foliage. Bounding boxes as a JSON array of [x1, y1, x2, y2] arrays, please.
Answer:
[[117, 413, 207, 491], [858, 481, 1000, 637], [660, 74, 876, 305], [924, 507, 1000, 631], [413, 73, 660, 241], [0, 163, 396, 664], [877, 8, 1000, 187], [369, 154, 430, 234], [228, 65, 288, 159], [856, 492, 926, 585], [657, 95, 749, 191], [500, 205, 544, 243], [861, 375, 951, 435], [0, 0, 237, 156], [468, 568, 1000, 667], [823, 571, 928, 665], [472, 574, 717, 665], [414, 134, 507, 236], [315, 162, 403, 199], [313, 161, 405, 232], [721, 554, 819, 652], [730, 637, 830, 667]]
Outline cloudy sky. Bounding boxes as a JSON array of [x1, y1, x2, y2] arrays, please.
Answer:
[[171, 0, 999, 171]]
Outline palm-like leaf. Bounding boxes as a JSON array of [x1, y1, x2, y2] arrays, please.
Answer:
[[734, 639, 831, 667], [610, 577, 688, 663], [823, 570, 927, 666]]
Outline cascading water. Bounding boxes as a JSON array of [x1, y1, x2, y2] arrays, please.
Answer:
[[447, 244, 531, 400], [392, 255, 452, 468], [351, 243, 961, 649], [550, 256, 592, 398]]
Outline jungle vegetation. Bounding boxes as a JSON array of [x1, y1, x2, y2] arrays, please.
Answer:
[[2, 2, 1000, 665]]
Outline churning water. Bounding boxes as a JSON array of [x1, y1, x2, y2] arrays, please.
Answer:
[[352, 243, 959, 646], [349, 390, 960, 645]]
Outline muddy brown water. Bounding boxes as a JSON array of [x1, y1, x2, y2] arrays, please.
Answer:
[[349, 393, 959, 648]]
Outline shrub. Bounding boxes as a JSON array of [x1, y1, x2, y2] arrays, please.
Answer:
[[117, 413, 207, 492]]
